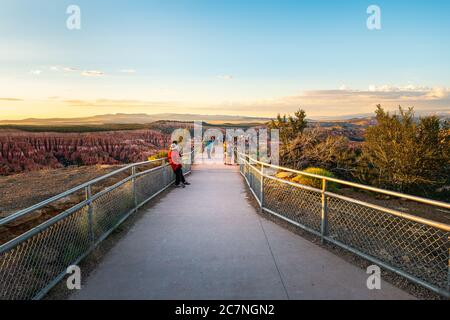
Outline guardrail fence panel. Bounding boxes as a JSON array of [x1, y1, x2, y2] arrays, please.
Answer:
[[0, 205, 91, 300], [264, 177, 322, 232], [327, 195, 449, 290], [136, 168, 165, 205], [0, 154, 193, 300], [93, 180, 134, 242], [239, 154, 450, 297]]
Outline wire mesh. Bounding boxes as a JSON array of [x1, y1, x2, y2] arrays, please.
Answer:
[[327, 195, 449, 290], [92, 180, 135, 239], [0, 160, 188, 300], [0, 205, 90, 300], [246, 165, 262, 202], [241, 158, 450, 296], [264, 177, 322, 232]]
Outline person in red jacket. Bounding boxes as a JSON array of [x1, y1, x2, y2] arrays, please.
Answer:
[[168, 141, 190, 188]]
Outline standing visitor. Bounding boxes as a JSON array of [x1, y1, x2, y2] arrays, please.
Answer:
[[168, 141, 190, 188], [223, 139, 228, 165], [211, 136, 216, 157], [205, 138, 213, 160], [233, 137, 238, 165]]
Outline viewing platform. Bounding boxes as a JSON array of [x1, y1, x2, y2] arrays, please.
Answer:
[[1, 152, 448, 300], [70, 164, 412, 300]]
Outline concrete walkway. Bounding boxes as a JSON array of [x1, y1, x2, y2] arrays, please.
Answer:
[[71, 165, 413, 300]]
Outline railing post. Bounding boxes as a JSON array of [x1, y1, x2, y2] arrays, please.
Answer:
[[132, 166, 138, 210], [162, 159, 168, 186], [320, 178, 328, 244], [85, 185, 95, 244], [246, 156, 249, 175], [447, 236, 450, 293], [260, 164, 264, 210]]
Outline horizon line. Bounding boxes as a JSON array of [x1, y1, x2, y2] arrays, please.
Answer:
[[1, 110, 449, 124]]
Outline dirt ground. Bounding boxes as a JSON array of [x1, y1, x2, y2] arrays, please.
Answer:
[[0, 165, 127, 245], [273, 171, 449, 225], [339, 188, 450, 225], [0, 165, 127, 217]]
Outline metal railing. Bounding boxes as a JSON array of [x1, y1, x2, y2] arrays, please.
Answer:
[[0, 155, 193, 300], [239, 153, 450, 297]]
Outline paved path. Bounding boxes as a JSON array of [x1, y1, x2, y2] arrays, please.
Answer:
[[71, 165, 413, 300]]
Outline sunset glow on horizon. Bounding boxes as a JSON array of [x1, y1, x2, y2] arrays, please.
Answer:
[[1, 0, 449, 120]]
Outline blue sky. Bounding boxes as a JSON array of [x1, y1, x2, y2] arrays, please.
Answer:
[[0, 0, 449, 119]]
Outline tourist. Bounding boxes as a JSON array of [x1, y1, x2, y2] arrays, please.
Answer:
[[169, 141, 190, 188]]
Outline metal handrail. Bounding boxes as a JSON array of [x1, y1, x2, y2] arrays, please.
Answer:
[[239, 153, 450, 210], [0, 151, 196, 300], [241, 157, 450, 232], [0, 157, 168, 227], [239, 154, 450, 297]]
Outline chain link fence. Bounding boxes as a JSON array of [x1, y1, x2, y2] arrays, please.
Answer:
[[240, 156, 450, 297], [0, 156, 192, 300], [242, 162, 262, 204]]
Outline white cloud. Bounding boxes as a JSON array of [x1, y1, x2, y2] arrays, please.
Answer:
[[218, 84, 450, 118], [120, 69, 136, 74], [37, 66, 106, 77], [367, 84, 432, 92], [425, 87, 449, 99], [29, 70, 42, 75], [217, 75, 234, 80], [363, 84, 450, 101], [81, 70, 105, 77], [49, 66, 79, 73], [63, 67, 78, 72]]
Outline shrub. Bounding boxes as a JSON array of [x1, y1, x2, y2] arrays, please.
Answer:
[[275, 171, 296, 179], [268, 109, 307, 153], [280, 129, 359, 179], [292, 167, 338, 192], [148, 150, 168, 161], [355, 105, 450, 194]]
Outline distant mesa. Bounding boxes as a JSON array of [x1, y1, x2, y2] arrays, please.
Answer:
[[0, 113, 272, 126], [0, 111, 447, 126]]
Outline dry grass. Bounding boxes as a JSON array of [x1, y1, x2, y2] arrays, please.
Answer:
[[0, 165, 127, 245]]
